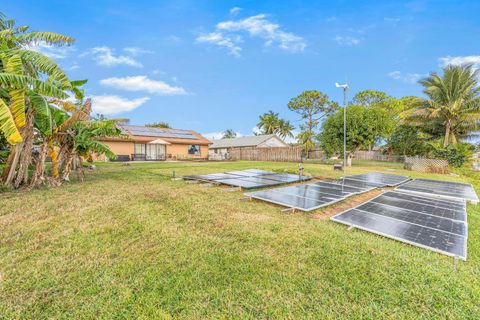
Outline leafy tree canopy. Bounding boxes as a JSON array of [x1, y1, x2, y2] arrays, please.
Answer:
[[386, 125, 428, 156], [145, 121, 171, 128], [318, 105, 395, 160]]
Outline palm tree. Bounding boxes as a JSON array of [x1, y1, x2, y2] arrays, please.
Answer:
[[257, 111, 294, 140], [0, 13, 74, 187], [277, 119, 294, 139], [221, 129, 237, 139], [257, 110, 280, 135], [416, 64, 480, 147]]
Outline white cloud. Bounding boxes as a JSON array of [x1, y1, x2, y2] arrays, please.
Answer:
[[100, 76, 187, 95], [91, 95, 150, 115], [334, 36, 361, 46], [439, 55, 480, 69], [230, 7, 242, 15], [217, 14, 306, 52], [388, 71, 425, 84], [326, 16, 337, 22], [27, 41, 75, 59], [202, 131, 243, 140], [68, 64, 80, 70], [82, 46, 142, 67], [196, 32, 242, 57], [123, 47, 154, 56], [197, 13, 306, 56]]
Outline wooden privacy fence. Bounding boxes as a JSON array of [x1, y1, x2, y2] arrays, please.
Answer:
[[353, 151, 404, 162], [404, 156, 449, 173], [307, 150, 404, 162], [229, 147, 302, 162]]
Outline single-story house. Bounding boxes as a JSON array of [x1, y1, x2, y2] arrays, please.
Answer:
[[209, 134, 288, 160], [100, 124, 211, 161]]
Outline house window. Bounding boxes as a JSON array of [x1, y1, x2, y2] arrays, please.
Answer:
[[134, 143, 145, 155], [188, 145, 201, 155]]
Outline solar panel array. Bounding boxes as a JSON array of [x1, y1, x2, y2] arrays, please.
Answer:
[[121, 125, 198, 140], [183, 169, 311, 189], [331, 191, 468, 260], [244, 172, 410, 211], [396, 178, 479, 203]]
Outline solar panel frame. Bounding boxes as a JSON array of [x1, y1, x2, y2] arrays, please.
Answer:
[[331, 191, 468, 260], [345, 172, 410, 187], [245, 189, 346, 212], [331, 208, 467, 260], [183, 169, 312, 189], [244, 177, 378, 212], [396, 178, 479, 203]]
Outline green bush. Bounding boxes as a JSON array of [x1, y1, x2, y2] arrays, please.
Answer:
[[432, 143, 474, 167]]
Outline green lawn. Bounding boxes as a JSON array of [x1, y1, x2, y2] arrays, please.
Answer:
[[1, 160, 479, 319]]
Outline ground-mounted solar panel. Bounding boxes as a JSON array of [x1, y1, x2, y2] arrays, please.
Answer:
[[183, 173, 244, 181], [331, 191, 468, 260], [325, 178, 381, 190], [244, 177, 377, 212], [396, 178, 478, 203], [245, 189, 343, 211], [311, 181, 370, 194], [183, 169, 312, 189], [346, 172, 410, 187]]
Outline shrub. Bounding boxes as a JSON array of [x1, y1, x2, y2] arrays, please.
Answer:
[[432, 143, 474, 167]]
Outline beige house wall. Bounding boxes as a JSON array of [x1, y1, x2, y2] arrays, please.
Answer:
[[106, 141, 135, 156], [167, 144, 209, 159], [99, 140, 209, 160]]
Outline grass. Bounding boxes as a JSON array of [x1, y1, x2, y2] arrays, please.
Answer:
[[0, 160, 479, 319]]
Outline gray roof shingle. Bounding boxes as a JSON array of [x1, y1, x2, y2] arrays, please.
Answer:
[[210, 135, 283, 148]]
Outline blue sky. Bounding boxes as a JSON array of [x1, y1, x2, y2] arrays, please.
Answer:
[[5, 0, 480, 139]]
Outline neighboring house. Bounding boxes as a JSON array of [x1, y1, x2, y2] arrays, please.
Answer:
[[209, 134, 288, 160], [100, 124, 211, 161]]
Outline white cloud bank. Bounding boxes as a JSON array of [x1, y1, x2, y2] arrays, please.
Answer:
[[196, 32, 242, 57], [196, 13, 306, 56], [91, 95, 150, 115], [334, 36, 361, 46], [81, 46, 142, 67], [388, 71, 425, 84], [439, 55, 480, 69], [100, 76, 187, 95]]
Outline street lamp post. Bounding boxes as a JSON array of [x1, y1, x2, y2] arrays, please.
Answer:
[[335, 82, 349, 176]]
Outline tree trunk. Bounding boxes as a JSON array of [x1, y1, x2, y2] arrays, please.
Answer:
[[3, 142, 23, 187], [443, 119, 451, 148], [76, 155, 85, 182], [49, 145, 60, 179], [61, 149, 74, 181], [2, 145, 17, 183], [29, 140, 48, 189], [14, 109, 35, 188]]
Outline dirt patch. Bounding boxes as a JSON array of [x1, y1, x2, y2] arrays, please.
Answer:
[[310, 187, 393, 220]]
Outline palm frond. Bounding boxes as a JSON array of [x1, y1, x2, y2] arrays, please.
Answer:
[[17, 31, 74, 46], [9, 89, 25, 128], [0, 98, 22, 144], [0, 73, 67, 98], [7, 49, 71, 88], [28, 90, 52, 135]]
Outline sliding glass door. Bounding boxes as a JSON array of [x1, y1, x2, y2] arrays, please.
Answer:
[[133, 143, 166, 161]]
